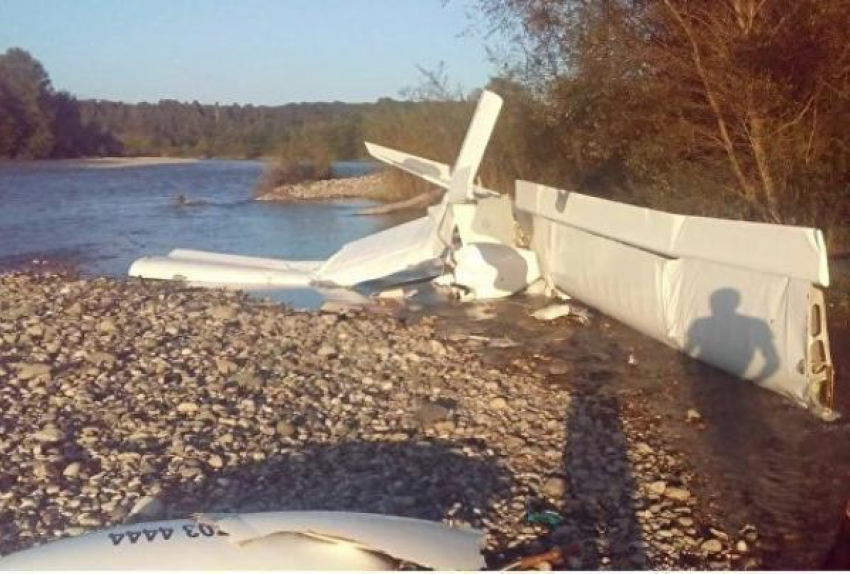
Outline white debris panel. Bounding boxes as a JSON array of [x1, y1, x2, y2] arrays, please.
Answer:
[[315, 208, 448, 286], [128, 249, 322, 287], [516, 181, 835, 415], [0, 511, 486, 570]]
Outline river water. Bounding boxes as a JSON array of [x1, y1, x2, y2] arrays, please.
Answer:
[[0, 159, 397, 306]]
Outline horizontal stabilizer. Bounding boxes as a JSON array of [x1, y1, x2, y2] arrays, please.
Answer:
[[365, 142, 451, 189], [365, 142, 499, 199]]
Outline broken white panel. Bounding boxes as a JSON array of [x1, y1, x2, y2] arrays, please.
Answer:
[[531, 217, 670, 341], [128, 251, 320, 287], [447, 196, 516, 246], [165, 249, 323, 272], [0, 512, 485, 570], [517, 181, 835, 415], [315, 214, 446, 286], [516, 181, 830, 286], [451, 243, 541, 300]]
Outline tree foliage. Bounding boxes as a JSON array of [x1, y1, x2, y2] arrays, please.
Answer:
[[0, 48, 120, 158], [468, 0, 849, 246]]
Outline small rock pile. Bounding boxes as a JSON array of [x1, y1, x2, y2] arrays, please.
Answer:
[[0, 272, 757, 568], [254, 173, 386, 202]]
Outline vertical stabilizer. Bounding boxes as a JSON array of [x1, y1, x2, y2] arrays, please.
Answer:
[[446, 91, 503, 203]]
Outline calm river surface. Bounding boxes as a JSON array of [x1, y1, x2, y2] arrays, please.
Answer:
[[0, 159, 396, 306]]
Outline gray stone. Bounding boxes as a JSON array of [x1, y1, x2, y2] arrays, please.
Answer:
[[62, 462, 81, 478], [414, 403, 450, 427], [489, 397, 509, 410], [548, 360, 569, 375], [177, 402, 199, 414], [648, 481, 667, 495], [33, 426, 65, 443], [129, 495, 164, 519], [542, 477, 568, 499], [215, 357, 238, 375], [686, 408, 703, 423], [276, 421, 296, 438], [317, 345, 337, 358], [209, 305, 237, 321], [18, 363, 51, 381], [700, 539, 723, 554], [664, 487, 692, 502]]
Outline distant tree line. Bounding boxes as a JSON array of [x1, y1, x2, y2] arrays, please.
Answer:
[[0, 47, 433, 162]]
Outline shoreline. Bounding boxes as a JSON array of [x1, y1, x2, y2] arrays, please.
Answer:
[[0, 157, 202, 169]]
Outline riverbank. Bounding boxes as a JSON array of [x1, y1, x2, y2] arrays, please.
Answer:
[[0, 157, 202, 170], [255, 172, 388, 202], [0, 270, 761, 569]]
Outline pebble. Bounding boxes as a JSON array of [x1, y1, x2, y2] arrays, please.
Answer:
[[700, 539, 723, 554], [489, 397, 509, 410], [276, 421, 296, 438], [415, 403, 450, 427], [129, 495, 164, 519], [62, 462, 81, 478], [177, 402, 199, 414], [542, 477, 568, 499], [548, 360, 569, 376], [664, 487, 692, 502], [686, 408, 702, 424], [648, 480, 667, 495], [17, 363, 51, 381], [209, 305, 237, 321], [33, 426, 65, 443]]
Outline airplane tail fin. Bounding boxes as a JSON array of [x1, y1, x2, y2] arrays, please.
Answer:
[[446, 90, 503, 203], [365, 90, 503, 203]]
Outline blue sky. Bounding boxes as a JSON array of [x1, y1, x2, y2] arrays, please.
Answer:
[[0, 0, 495, 104]]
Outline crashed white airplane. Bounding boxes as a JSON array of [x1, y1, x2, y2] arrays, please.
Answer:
[[129, 89, 836, 417], [129, 90, 540, 299]]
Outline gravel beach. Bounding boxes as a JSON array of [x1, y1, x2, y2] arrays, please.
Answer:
[[0, 270, 808, 569], [255, 172, 387, 202]]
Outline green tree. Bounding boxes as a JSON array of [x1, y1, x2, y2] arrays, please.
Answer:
[[0, 47, 55, 158]]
